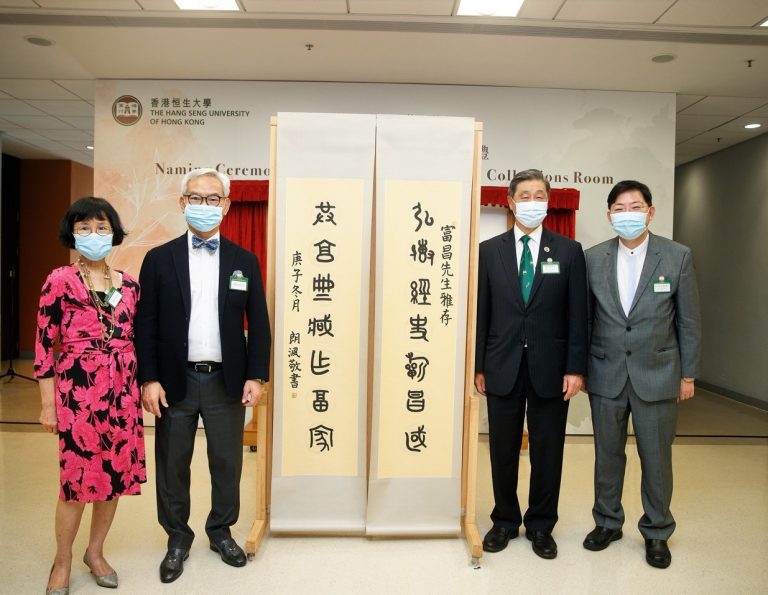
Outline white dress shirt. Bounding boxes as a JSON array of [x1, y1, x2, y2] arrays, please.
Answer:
[[187, 231, 222, 362], [617, 234, 649, 317], [513, 223, 543, 272]]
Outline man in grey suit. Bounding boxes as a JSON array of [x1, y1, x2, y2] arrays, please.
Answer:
[[583, 180, 701, 569]]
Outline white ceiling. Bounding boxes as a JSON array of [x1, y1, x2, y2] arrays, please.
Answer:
[[0, 0, 767, 167]]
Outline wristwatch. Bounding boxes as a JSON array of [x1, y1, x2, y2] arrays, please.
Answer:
[[682, 377, 695, 383], [255, 379, 266, 385]]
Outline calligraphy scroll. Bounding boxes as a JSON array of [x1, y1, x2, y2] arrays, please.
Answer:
[[271, 113, 375, 533], [367, 115, 475, 535]]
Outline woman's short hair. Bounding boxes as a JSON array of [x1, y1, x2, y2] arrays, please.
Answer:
[[58, 197, 127, 249]]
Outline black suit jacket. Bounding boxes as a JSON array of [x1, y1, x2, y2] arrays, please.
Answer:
[[475, 226, 587, 399], [135, 233, 271, 405]]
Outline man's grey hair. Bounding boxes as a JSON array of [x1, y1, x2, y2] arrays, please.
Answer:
[[508, 169, 551, 197], [180, 168, 230, 197]]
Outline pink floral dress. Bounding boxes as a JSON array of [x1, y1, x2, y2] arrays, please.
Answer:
[[34, 264, 146, 502]]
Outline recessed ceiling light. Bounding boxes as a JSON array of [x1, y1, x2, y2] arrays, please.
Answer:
[[651, 54, 676, 63], [760, 18, 768, 27], [25, 36, 54, 47], [744, 123, 761, 129], [174, 0, 239, 10], [86, 145, 94, 150], [457, 0, 525, 17]]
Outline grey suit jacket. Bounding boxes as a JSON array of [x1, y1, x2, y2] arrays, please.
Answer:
[[585, 233, 701, 402]]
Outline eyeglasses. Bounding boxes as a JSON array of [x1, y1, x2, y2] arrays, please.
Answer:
[[183, 193, 225, 207], [74, 224, 113, 236]]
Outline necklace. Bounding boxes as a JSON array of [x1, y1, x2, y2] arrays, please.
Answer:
[[77, 257, 116, 342]]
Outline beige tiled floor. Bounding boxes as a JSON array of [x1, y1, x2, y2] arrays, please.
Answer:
[[2, 362, 767, 594]]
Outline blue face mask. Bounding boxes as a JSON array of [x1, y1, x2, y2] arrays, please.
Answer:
[[514, 200, 548, 229], [74, 233, 113, 261], [610, 211, 648, 240], [184, 204, 223, 233]]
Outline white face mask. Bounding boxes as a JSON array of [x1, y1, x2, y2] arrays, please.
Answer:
[[514, 200, 548, 229]]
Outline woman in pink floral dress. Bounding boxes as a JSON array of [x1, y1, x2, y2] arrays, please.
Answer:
[[35, 197, 146, 594]]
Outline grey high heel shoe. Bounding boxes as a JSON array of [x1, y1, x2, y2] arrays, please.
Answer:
[[83, 551, 118, 588], [46, 564, 69, 595]]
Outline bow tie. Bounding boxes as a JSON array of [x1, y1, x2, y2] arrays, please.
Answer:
[[191, 235, 219, 254]]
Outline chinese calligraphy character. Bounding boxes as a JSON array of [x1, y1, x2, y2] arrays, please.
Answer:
[[412, 202, 434, 232], [312, 389, 329, 413], [440, 292, 453, 308], [410, 279, 432, 305], [404, 352, 430, 382], [312, 201, 337, 226], [406, 390, 425, 413], [409, 315, 429, 342], [308, 314, 334, 337], [292, 251, 303, 267], [314, 239, 336, 263], [289, 331, 301, 344], [410, 239, 435, 266], [405, 425, 427, 452], [441, 261, 454, 277], [440, 308, 453, 326], [311, 350, 331, 375], [309, 424, 334, 451], [312, 274, 335, 301], [441, 224, 455, 242]]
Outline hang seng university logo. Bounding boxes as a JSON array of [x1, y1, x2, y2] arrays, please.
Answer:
[[112, 95, 142, 126]]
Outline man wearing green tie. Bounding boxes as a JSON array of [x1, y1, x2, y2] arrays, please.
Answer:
[[475, 169, 588, 559]]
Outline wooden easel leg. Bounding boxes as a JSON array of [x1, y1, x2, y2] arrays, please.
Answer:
[[462, 395, 483, 566], [245, 400, 269, 560]]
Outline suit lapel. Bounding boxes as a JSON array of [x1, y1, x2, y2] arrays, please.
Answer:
[[499, 229, 525, 310], [170, 233, 191, 317], [526, 227, 553, 305], [218, 236, 236, 325], [629, 232, 661, 315], [605, 237, 624, 319]]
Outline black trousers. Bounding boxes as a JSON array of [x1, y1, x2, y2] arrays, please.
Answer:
[[486, 352, 569, 533], [155, 368, 246, 549]]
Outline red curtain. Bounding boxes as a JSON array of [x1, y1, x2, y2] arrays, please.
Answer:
[[480, 186, 580, 240], [220, 180, 269, 286]]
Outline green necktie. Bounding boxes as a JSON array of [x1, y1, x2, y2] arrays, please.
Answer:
[[519, 235, 534, 304]]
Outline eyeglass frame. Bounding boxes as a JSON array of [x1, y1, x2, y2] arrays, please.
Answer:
[[73, 223, 114, 237], [182, 193, 227, 207]]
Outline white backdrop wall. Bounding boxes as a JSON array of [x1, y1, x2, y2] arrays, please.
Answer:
[[95, 80, 676, 434]]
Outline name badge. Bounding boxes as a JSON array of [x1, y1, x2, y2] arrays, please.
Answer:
[[541, 258, 560, 274], [106, 287, 122, 308], [229, 270, 249, 292], [653, 275, 671, 293]]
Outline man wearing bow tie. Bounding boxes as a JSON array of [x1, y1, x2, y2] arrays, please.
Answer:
[[135, 168, 271, 583]]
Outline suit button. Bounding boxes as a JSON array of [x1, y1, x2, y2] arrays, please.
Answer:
[[626, 326, 631, 331], [626, 350, 632, 356]]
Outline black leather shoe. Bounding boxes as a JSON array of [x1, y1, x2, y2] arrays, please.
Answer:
[[159, 548, 189, 584], [482, 525, 518, 553], [526, 530, 557, 559], [645, 539, 671, 569], [209, 537, 247, 567], [583, 526, 623, 551]]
